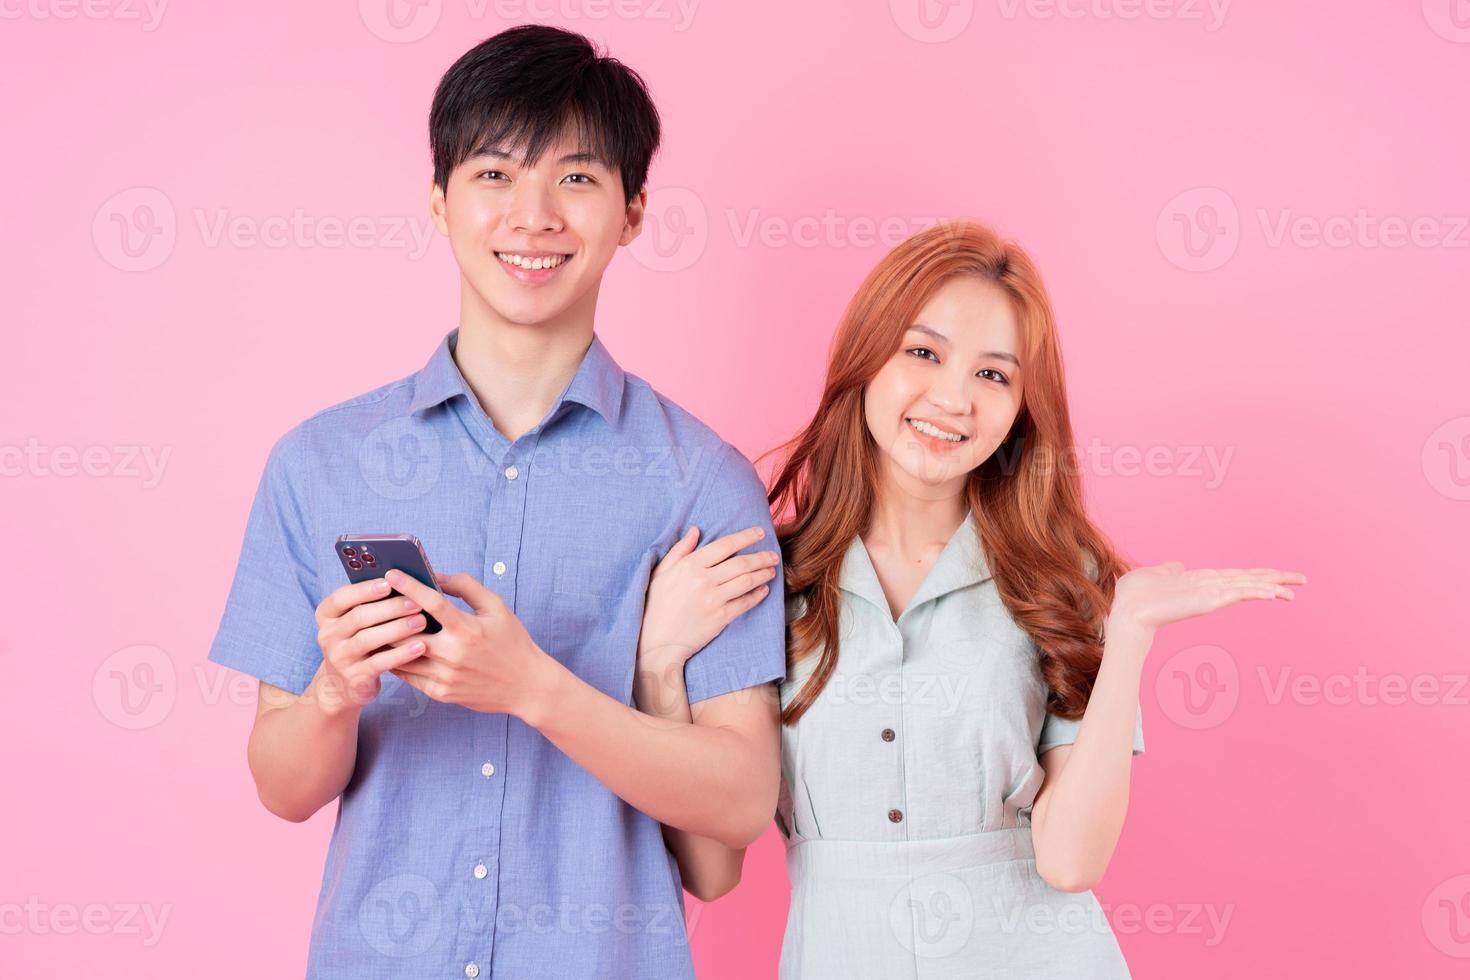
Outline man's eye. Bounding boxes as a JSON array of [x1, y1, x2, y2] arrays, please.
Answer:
[[563, 173, 594, 184], [477, 170, 508, 181], [978, 368, 1010, 385], [906, 347, 938, 361]]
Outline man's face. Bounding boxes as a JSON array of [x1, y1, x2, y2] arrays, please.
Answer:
[[430, 127, 646, 328]]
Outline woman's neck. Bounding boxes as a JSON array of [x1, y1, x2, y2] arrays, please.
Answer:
[[864, 466, 968, 559]]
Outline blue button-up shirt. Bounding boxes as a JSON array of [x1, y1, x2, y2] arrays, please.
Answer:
[[208, 328, 786, 979]]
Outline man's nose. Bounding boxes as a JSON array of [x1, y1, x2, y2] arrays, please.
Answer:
[[507, 183, 564, 235]]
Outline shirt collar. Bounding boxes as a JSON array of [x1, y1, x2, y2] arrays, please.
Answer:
[[839, 511, 993, 617], [407, 327, 626, 425]]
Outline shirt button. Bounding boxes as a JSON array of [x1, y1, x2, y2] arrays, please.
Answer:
[[493, 561, 507, 576], [465, 964, 480, 978], [888, 808, 904, 823], [473, 863, 488, 880], [480, 762, 496, 778], [881, 728, 896, 742], [504, 465, 519, 481]]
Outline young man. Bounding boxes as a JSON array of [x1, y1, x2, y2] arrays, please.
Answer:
[[208, 26, 785, 979]]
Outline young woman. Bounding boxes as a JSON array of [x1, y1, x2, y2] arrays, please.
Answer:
[[633, 220, 1304, 977]]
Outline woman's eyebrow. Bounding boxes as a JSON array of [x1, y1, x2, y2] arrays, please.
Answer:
[[909, 323, 950, 345], [909, 323, 1019, 365]]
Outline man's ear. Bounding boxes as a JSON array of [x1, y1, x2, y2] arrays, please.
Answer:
[[429, 179, 450, 236], [619, 187, 648, 246]]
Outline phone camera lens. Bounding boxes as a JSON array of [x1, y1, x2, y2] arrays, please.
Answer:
[[347, 558, 362, 570], [342, 546, 357, 558], [362, 553, 377, 566]]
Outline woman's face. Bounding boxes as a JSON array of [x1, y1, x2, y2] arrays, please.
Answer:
[[863, 275, 1027, 497]]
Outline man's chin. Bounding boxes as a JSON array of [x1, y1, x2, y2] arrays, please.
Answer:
[[478, 288, 578, 330]]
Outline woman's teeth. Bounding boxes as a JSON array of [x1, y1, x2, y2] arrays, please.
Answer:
[[496, 252, 569, 270], [907, 418, 965, 442]]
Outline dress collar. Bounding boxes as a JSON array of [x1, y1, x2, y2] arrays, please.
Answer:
[[838, 512, 993, 618]]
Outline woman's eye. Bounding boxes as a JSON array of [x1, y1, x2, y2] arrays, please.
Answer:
[[978, 368, 1010, 385], [906, 347, 938, 362]]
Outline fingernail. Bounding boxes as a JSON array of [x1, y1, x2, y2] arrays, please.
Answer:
[[403, 599, 420, 611], [408, 641, 424, 653], [374, 579, 391, 592]]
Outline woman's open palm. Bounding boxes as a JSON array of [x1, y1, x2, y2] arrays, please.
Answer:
[[1112, 561, 1307, 632]]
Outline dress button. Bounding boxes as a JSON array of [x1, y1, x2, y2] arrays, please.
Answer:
[[493, 561, 507, 576], [888, 808, 904, 823], [465, 964, 480, 978], [480, 762, 496, 778], [473, 863, 488, 880], [881, 728, 895, 742], [504, 465, 519, 481]]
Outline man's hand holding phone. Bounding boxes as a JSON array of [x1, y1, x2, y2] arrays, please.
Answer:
[[311, 578, 431, 716], [385, 570, 564, 722]]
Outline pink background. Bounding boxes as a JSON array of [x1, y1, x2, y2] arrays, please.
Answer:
[[4, 1, 1469, 975]]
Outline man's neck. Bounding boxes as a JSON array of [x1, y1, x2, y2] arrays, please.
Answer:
[[453, 287, 598, 443]]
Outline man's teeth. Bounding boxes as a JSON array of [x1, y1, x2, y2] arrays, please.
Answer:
[[907, 418, 965, 442], [497, 252, 569, 271]]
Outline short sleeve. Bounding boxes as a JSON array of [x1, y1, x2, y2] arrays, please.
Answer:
[[680, 444, 787, 704], [206, 431, 324, 696], [1038, 703, 1146, 757]]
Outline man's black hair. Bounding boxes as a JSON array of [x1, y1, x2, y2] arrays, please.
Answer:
[[430, 25, 661, 203]]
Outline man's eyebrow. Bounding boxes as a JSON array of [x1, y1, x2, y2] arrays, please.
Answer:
[[556, 151, 609, 166], [908, 323, 1020, 366], [465, 146, 609, 167]]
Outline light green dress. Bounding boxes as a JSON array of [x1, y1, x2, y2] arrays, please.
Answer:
[[776, 514, 1145, 979]]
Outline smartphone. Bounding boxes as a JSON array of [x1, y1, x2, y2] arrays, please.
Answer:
[[335, 533, 444, 633]]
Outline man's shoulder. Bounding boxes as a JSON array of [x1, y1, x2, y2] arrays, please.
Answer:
[[617, 370, 776, 514], [617, 371, 753, 488], [256, 369, 423, 477]]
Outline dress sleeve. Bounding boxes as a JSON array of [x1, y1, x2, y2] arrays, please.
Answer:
[[1038, 703, 1146, 757]]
